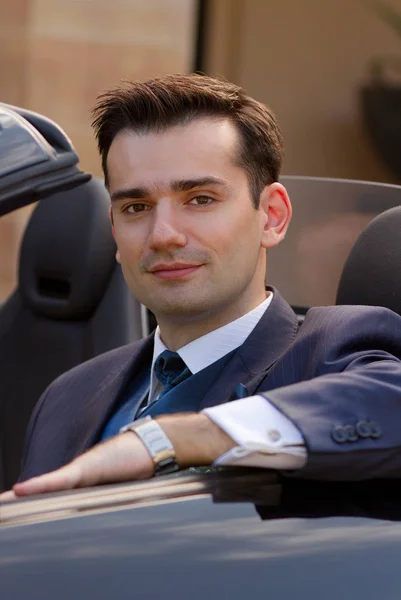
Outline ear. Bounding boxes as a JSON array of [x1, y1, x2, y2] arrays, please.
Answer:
[[259, 182, 292, 249], [109, 205, 121, 263]]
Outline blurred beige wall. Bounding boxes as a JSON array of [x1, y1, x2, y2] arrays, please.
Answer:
[[0, 0, 197, 301], [2, 0, 401, 303], [204, 0, 401, 183], [26, 0, 197, 177]]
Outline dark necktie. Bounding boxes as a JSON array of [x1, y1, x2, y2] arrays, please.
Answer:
[[154, 350, 192, 400]]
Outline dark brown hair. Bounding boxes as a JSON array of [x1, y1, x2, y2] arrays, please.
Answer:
[[91, 73, 284, 208]]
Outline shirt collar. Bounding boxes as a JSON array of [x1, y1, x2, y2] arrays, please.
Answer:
[[152, 292, 273, 375]]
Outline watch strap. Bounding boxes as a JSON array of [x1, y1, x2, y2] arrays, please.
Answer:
[[120, 416, 179, 476]]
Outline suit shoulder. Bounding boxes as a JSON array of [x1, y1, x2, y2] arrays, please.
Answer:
[[305, 304, 401, 325], [301, 304, 401, 341], [47, 338, 149, 389]]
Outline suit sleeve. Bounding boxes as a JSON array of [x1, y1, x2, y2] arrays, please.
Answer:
[[18, 383, 54, 482], [258, 305, 401, 480]]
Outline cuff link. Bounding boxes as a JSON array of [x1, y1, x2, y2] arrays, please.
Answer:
[[267, 429, 282, 443]]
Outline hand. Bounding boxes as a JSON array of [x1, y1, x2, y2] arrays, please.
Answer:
[[1, 428, 154, 501], [0, 413, 235, 499]]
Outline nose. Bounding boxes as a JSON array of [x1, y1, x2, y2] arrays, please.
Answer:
[[148, 203, 187, 251]]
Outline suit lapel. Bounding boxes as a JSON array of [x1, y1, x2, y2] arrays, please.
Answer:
[[68, 288, 298, 459], [67, 335, 154, 460], [200, 287, 299, 409]]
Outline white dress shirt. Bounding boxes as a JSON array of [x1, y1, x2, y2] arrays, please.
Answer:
[[150, 293, 307, 470]]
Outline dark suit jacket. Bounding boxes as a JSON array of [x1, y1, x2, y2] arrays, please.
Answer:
[[20, 289, 401, 482]]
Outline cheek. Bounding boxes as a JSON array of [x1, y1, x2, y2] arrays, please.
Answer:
[[113, 229, 143, 267], [201, 209, 262, 257]]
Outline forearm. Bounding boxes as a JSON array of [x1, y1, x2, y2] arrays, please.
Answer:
[[0, 414, 236, 500]]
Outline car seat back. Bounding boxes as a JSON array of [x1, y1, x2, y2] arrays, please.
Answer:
[[0, 178, 143, 491], [336, 205, 401, 315]]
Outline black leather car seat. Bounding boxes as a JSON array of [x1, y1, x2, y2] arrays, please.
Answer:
[[0, 178, 144, 491], [336, 205, 401, 315]]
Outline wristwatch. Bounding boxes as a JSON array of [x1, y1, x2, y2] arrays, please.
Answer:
[[119, 416, 180, 476]]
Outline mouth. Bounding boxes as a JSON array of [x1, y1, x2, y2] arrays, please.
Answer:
[[148, 263, 203, 280]]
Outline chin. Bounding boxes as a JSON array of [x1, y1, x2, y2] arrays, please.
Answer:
[[152, 297, 213, 319]]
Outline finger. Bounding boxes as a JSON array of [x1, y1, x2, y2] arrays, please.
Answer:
[[0, 490, 17, 502], [12, 432, 155, 497], [12, 463, 82, 497]]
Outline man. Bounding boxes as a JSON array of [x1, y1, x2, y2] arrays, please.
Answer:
[[4, 73, 401, 498]]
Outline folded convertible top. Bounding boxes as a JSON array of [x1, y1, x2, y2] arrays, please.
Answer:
[[0, 103, 91, 216]]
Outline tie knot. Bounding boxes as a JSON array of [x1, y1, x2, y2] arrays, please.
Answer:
[[154, 350, 189, 388]]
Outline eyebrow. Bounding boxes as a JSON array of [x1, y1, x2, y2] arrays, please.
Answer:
[[110, 177, 228, 202]]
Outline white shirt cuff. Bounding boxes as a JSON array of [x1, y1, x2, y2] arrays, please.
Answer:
[[202, 395, 307, 470]]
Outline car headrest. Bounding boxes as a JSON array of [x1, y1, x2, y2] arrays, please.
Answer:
[[19, 179, 117, 320], [0, 103, 91, 216], [336, 205, 401, 315]]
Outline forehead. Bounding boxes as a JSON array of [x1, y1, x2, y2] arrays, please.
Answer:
[[106, 118, 242, 190]]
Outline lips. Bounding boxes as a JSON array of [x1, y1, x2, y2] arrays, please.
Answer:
[[148, 263, 202, 280]]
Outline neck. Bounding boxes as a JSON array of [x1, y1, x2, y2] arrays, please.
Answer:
[[157, 288, 269, 351]]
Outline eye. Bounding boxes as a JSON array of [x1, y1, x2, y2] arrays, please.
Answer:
[[188, 195, 214, 206], [124, 202, 150, 214]]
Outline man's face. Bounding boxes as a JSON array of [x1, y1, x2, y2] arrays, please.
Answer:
[[107, 118, 281, 326]]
